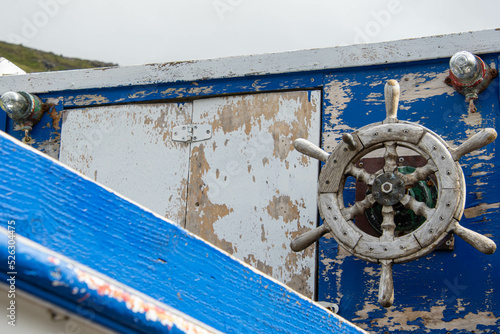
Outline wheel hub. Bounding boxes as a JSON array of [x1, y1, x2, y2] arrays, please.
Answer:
[[372, 172, 405, 206]]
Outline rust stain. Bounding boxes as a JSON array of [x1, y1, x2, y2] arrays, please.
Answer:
[[464, 202, 500, 219], [48, 106, 62, 131], [266, 195, 300, 223], [185, 144, 235, 254], [262, 157, 269, 166]]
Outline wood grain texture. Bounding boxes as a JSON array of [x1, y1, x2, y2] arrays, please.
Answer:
[[0, 132, 367, 334], [0, 228, 223, 334]]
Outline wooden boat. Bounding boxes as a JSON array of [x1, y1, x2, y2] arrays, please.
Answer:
[[0, 29, 498, 333]]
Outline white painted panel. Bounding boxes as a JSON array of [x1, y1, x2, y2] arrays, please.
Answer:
[[186, 91, 321, 298], [59, 103, 192, 224]]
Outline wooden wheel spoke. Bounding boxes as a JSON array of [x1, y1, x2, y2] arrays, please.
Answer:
[[380, 205, 396, 241], [342, 194, 376, 221], [383, 142, 398, 173], [402, 161, 437, 187], [400, 194, 434, 219], [346, 163, 375, 186]]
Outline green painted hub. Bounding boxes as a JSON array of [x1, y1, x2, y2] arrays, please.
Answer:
[[365, 166, 438, 235]]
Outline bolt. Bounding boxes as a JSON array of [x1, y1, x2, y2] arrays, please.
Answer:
[[398, 157, 404, 162], [374, 179, 382, 186], [446, 240, 452, 246], [397, 180, 404, 187], [400, 245, 405, 250], [373, 192, 380, 199], [381, 182, 393, 194], [206, 130, 210, 134], [396, 193, 404, 200]]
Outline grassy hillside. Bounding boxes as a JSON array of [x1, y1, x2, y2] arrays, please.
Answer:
[[0, 41, 117, 73]]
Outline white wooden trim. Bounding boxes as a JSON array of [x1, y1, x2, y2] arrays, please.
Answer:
[[0, 29, 499, 94]]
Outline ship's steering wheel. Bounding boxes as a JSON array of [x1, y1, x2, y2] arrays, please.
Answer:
[[291, 80, 497, 307]]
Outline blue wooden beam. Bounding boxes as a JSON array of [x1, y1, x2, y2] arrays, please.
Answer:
[[0, 131, 366, 334], [0, 227, 222, 334]]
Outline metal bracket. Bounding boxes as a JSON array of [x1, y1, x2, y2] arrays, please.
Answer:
[[172, 124, 212, 143]]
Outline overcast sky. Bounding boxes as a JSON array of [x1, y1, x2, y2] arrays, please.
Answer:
[[1, 0, 499, 66]]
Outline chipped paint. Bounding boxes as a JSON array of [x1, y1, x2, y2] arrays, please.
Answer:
[[186, 143, 236, 254], [323, 79, 357, 149], [355, 304, 499, 332], [69, 94, 110, 106], [60, 103, 192, 224], [399, 71, 455, 105], [266, 195, 300, 223], [319, 57, 500, 333], [73, 267, 217, 334], [464, 202, 500, 219], [186, 91, 321, 298]]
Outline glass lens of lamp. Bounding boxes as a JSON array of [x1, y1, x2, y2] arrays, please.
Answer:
[[0, 91, 29, 116], [449, 51, 481, 84]]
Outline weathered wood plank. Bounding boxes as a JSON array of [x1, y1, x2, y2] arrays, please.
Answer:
[[0, 30, 498, 94], [0, 228, 223, 334], [0, 131, 367, 334]]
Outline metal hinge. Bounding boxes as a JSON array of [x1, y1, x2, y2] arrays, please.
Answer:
[[172, 124, 212, 143]]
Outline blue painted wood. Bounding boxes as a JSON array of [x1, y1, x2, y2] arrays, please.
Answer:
[[61, 71, 323, 108], [319, 55, 500, 332], [0, 132, 366, 334], [0, 227, 222, 334], [5, 96, 64, 158], [0, 109, 6, 133]]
